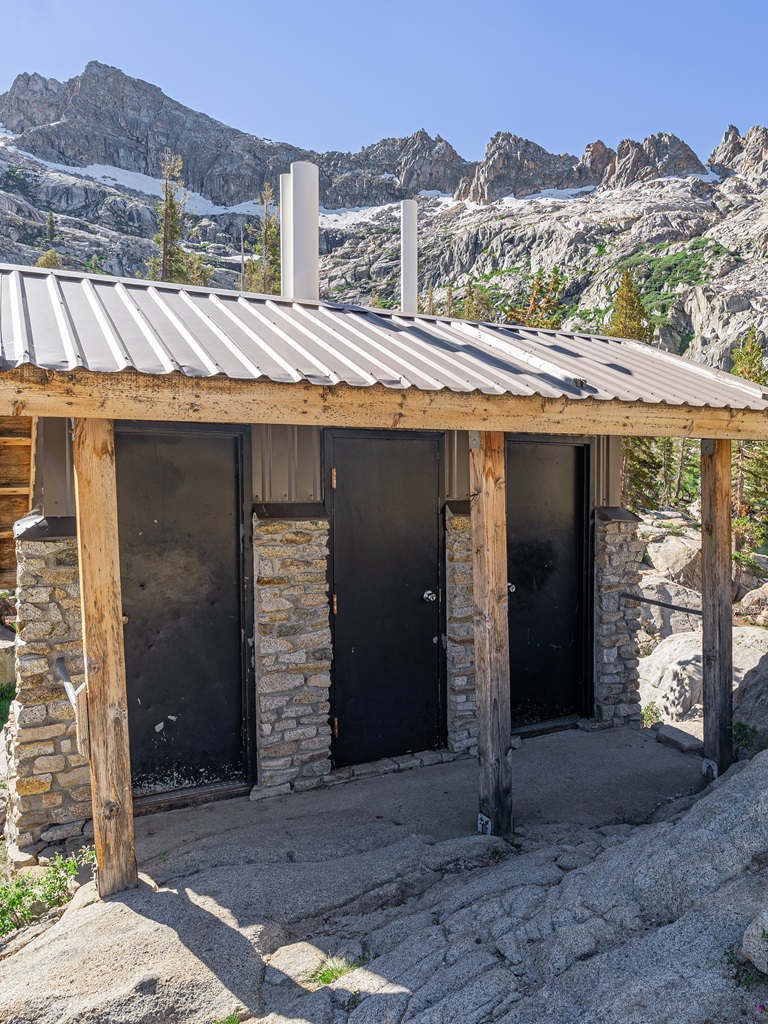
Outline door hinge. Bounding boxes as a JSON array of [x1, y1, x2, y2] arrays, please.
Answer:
[[332, 716, 339, 738], [331, 467, 337, 489], [333, 593, 338, 615]]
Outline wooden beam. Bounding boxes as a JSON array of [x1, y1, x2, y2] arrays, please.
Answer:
[[470, 430, 514, 836], [73, 418, 138, 896], [701, 438, 733, 776], [0, 367, 768, 440]]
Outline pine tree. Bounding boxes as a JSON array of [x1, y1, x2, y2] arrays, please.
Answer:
[[427, 283, 434, 316], [504, 266, 566, 329], [46, 212, 55, 243], [605, 270, 653, 342], [148, 150, 213, 286], [463, 280, 495, 322], [731, 326, 768, 550], [35, 249, 61, 269], [244, 182, 280, 295], [605, 271, 660, 508], [444, 284, 455, 318]]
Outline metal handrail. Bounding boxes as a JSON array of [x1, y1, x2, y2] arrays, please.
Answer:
[[619, 591, 702, 617]]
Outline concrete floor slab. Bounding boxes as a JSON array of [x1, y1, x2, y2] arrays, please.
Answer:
[[134, 726, 706, 883]]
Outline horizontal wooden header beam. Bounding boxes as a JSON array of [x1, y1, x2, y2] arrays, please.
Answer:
[[1, 367, 767, 440]]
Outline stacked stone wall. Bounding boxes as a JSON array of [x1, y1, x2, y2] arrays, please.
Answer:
[[594, 508, 643, 727], [4, 538, 90, 868], [445, 511, 477, 754], [252, 517, 333, 797]]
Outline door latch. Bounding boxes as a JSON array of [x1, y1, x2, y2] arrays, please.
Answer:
[[423, 590, 437, 603]]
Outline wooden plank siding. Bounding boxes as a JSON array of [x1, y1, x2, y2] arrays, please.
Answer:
[[0, 414, 36, 587]]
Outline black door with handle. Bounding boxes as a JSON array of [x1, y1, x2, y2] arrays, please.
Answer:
[[506, 438, 591, 725], [115, 424, 254, 795], [328, 431, 444, 766]]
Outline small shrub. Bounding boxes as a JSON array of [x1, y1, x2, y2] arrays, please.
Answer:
[[0, 681, 15, 727], [733, 550, 765, 578], [0, 848, 95, 936], [0, 874, 37, 935], [307, 954, 367, 987], [725, 944, 757, 990], [733, 721, 761, 755], [642, 702, 663, 728], [37, 854, 78, 908], [78, 845, 97, 869]]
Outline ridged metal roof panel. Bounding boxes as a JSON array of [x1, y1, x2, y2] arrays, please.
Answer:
[[1, 264, 767, 411]]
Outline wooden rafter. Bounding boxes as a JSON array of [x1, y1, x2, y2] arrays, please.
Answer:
[[0, 367, 766, 439]]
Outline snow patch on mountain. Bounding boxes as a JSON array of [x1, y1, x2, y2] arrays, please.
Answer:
[[0, 140, 277, 217]]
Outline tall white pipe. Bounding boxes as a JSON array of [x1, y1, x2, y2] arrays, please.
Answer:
[[290, 161, 319, 301], [400, 199, 418, 314], [280, 172, 293, 299]]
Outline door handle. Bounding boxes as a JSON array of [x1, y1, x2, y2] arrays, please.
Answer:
[[423, 590, 437, 603]]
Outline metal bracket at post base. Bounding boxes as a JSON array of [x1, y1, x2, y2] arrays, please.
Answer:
[[701, 757, 719, 781], [478, 812, 493, 835]]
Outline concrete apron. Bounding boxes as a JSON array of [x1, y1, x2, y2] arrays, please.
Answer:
[[134, 727, 706, 885]]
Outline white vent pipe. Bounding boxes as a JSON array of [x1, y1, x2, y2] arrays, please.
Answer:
[[279, 172, 293, 299], [400, 199, 418, 314], [289, 161, 319, 301]]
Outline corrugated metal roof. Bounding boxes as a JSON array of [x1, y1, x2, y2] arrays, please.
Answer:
[[1, 263, 766, 410]]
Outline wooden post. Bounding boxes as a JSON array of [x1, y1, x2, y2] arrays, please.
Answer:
[[73, 419, 138, 896], [469, 430, 514, 836], [701, 438, 733, 776]]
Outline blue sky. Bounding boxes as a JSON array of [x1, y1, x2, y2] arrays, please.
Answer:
[[1, 0, 766, 162]]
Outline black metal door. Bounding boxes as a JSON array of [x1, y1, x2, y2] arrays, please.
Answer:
[[328, 432, 443, 766], [115, 425, 253, 795], [506, 439, 590, 725]]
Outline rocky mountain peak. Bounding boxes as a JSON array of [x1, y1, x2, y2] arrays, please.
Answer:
[[0, 70, 69, 133], [709, 124, 768, 183], [576, 140, 616, 183], [601, 132, 706, 189], [455, 132, 586, 203]]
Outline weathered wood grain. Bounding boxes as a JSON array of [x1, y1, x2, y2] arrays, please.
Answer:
[[701, 438, 733, 775], [73, 418, 138, 896], [470, 431, 514, 835], [0, 367, 767, 439]]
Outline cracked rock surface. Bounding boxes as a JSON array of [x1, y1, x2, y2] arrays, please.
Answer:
[[2, 735, 766, 1023]]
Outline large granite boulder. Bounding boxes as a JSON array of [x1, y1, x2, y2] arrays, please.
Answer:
[[637, 572, 702, 638], [638, 627, 768, 720], [642, 531, 702, 591], [639, 515, 763, 600], [734, 581, 768, 625]]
